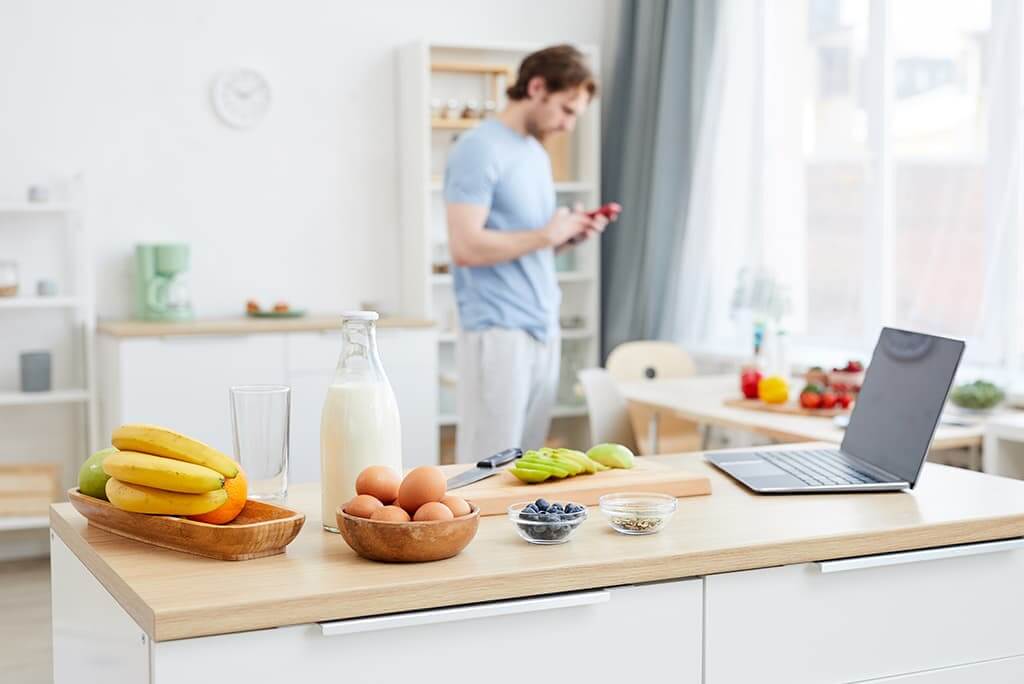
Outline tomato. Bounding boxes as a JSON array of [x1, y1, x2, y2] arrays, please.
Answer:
[[800, 391, 822, 409], [820, 391, 837, 409]]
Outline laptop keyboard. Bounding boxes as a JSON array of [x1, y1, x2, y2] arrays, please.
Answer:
[[759, 449, 883, 486]]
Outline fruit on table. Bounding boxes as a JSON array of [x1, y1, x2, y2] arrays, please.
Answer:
[[112, 424, 239, 478], [837, 393, 852, 409], [758, 376, 789, 404], [834, 360, 864, 373], [105, 478, 228, 515], [805, 366, 829, 388], [515, 499, 587, 542], [950, 380, 1005, 410], [586, 443, 635, 469], [799, 384, 823, 410], [508, 466, 552, 483], [740, 367, 763, 399], [78, 447, 118, 500], [188, 468, 248, 524], [102, 451, 225, 494], [820, 390, 838, 410]]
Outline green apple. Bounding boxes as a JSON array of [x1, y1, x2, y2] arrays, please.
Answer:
[[586, 443, 635, 469], [78, 447, 118, 499]]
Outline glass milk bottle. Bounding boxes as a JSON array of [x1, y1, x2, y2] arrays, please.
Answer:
[[320, 311, 402, 532]]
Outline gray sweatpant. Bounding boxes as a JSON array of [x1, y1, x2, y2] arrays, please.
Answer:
[[456, 328, 561, 464]]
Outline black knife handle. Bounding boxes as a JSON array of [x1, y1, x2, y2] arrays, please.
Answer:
[[477, 448, 522, 469]]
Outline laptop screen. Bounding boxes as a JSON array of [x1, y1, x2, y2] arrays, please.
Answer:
[[841, 328, 965, 485]]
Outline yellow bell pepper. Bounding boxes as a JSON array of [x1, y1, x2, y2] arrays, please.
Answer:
[[758, 376, 789, 404]]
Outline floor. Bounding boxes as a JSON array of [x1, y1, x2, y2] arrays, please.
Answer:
[[0, 558, 51, 684]]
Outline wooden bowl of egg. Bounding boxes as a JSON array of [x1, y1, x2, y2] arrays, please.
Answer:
[[337, 465, 480, 562]]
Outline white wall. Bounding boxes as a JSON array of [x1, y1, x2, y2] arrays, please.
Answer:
[[0, 0, 607, 319]]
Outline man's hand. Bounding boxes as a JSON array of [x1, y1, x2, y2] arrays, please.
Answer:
[[545, 206, 602, 248]]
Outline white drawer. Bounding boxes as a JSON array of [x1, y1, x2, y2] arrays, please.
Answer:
[[705, 538, 1024, 683], [861, 654, 1024, 682], [153, 581, 703, 683]]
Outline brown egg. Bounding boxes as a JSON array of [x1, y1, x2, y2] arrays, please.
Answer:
[[371, 505, 411, 522], [440, 494, 471, 518], [413, 501, 454, 522], [398, 466, 446, 514], [344, 494, 383, 519], [355, 465, 401, 504]]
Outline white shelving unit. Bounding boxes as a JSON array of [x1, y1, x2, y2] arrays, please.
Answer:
[[398, 41, 602, 456], [0, 180, 97, 512]]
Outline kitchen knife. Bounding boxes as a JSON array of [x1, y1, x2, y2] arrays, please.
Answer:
[[446, 448, 523, 490]]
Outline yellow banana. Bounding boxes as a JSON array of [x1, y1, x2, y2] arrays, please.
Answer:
[[111, 424, 239, 478], [102, 451, 224, 494], [105, 478, 228, 515]]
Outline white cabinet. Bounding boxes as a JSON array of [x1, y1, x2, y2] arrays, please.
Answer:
[[152, 580, 703, 684], [98, 327, 438, 483], [99, 334, 288, 454], [704, 539, 1024, 683], [860, 655, 1024, 682]]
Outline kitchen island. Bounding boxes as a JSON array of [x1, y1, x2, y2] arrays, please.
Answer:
[[51, 446, 1024, 683]]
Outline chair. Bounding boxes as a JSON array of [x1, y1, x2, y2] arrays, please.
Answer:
[[605, 341, 702, 455], [577, 368, 639, 452]]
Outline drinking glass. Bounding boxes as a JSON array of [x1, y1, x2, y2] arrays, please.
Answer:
[[230, 385, 290, 502]]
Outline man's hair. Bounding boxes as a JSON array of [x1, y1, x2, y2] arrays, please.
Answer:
[[506, 44, 598, 101]]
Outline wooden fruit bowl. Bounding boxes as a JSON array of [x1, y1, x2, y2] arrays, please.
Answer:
[[336, 504, 480, 563], [67, 488, 305, 561]]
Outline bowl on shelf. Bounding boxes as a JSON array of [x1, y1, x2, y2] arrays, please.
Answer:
[[336, 505, 480, 562], [827, 370, 865, 392], [507, 502, 587, 544], [598, 492, 677, 536]]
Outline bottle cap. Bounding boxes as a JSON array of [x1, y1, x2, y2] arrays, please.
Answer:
[[341, 310, 379, 321]]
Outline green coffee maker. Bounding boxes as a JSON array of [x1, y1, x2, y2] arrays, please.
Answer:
[[135, 244, 194, 321]]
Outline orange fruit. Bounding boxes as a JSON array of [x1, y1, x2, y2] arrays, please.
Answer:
[[188, 467, 248, 524]]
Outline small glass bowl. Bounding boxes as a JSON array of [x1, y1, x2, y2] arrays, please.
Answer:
[[507, 502, 587, 545], [599, 492, 677, 535]]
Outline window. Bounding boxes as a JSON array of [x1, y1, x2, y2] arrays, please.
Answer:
[[676, 0, 1022, 374]]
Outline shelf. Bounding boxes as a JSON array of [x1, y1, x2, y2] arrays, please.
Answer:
[[0, 203, 71, 214], [431, 273, 453, 285], [431, 117, 481, 130], [430, 62, 514, 76], [0, 296, 79, 309], [0, 516, 49, 532], [0, 389, 90, 407], [438, 332, 456, 343], [438, 413, 459, 426], [438, 328, 592, 345]]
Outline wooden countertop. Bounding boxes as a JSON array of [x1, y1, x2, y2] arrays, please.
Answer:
[[51, 446, 1024, 642], [621, 375, 988, 451], [96, 315, 435, 337]]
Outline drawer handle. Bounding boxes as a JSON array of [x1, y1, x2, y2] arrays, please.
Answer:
[[318, 589, 610, 636], [817, 537, 1024, 573]]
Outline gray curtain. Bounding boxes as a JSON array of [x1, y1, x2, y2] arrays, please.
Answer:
[[600, 0, 717, 359]]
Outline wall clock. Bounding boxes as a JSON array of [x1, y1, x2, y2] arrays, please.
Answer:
[[211, 68, 272, 129]]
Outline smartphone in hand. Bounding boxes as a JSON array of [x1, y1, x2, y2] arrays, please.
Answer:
[[567, 202, 622, 245]]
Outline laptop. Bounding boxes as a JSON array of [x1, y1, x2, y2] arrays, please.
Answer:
[[706, 328, 965, 493]]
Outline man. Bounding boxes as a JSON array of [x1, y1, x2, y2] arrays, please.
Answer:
[[444, 44, 613, 463]]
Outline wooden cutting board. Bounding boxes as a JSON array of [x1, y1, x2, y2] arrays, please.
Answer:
[[441, 458, 711, 516], [724, 398, 851, 418]]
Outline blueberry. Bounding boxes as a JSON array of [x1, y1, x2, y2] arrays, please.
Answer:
[[548, 504, 564, 514], [565, 503, 582, 514], [523, 504, 538, 513], [535, 498, 550, 511], [520, 511, 541, 522], [540, 512, 560, 523]]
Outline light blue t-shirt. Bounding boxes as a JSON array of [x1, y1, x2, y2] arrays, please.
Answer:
[[444, 120, 558, 342]]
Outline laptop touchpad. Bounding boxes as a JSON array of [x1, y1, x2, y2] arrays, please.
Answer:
[[727, 460, 785, 477]]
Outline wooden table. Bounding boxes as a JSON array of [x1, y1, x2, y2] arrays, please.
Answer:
[[621, 374, 987, 452], [50, 449, 1024, 682]]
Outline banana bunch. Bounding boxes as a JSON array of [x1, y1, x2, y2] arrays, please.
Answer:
[[101, 424, 238, 515]]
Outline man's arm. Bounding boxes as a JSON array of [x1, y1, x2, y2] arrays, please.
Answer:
[[447, 204, 600, 268]]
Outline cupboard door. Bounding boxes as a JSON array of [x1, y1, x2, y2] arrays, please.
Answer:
[[705, 540, 1024, 683], [154, 581, 703, 683], [117, 335, 287, 454]]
